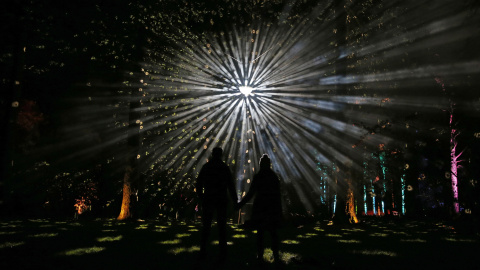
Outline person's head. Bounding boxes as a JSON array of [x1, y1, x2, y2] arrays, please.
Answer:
[[259, 154, 271, 170], [211, 147, 223, 160]]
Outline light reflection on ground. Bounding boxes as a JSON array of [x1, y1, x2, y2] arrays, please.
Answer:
[[0, 241, 25, 249], [337, 239, 362, 244], [96, 235, 123, 242], [353, 249, 398, 257], [29, 233, 59, 238], [59, 246, 106, 256], [159, 239, 182, 245], [168, 245, 200, 255], [282, 239, 300, 245], [400, 238, 426, 243], [0, 219, 477, 269]]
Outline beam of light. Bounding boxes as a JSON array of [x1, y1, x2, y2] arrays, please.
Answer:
[[31, 0, 480, 219]]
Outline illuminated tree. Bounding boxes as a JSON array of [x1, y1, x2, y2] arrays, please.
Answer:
[[447, 104, 463, 214], [435, 77, 464, 214], [345, 170, 359, 223], [117, 165, 133, 220], [115, 20, 148, 220]]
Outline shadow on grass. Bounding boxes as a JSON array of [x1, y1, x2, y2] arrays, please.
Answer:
[[0, 218, 478, 270]]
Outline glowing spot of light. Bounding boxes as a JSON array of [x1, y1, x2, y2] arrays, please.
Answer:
[[0, 241, 25, 249], [60, 246, 106, 256], [354, 249, 398, 257], [337, 239, 362, 244], [160, 239, 181, 245], [239, 85, 253, 97], [96, 235, 123, 242], [282, 239, 300, 244], [167, 246, 200, 254]]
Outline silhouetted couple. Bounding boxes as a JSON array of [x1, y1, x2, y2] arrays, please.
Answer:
[[195, 147, 282, 265]]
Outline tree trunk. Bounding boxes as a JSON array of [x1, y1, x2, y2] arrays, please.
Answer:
[[346, 179, 358, 224], [330, 0, 350, 224], [450, 123, 460, 214], [116, 99, 141, 220], [117, 165, 133, 220], [436, 77, 463, 215], [115, 25, 145, 220], [448, 103, 462, 214], [116, 82, 141, 221]]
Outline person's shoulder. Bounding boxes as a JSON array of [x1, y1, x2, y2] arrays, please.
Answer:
[[201, 161, 216, 172], [267, 170, 280, 180], [221, 162, 231, 171], [205, 160, 228, 169]]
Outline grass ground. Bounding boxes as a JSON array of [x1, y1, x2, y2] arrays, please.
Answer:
[[0, 217, 478, 270]]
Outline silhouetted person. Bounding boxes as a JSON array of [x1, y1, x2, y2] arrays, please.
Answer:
[[196, 147, 237, 262], [237, 154, 283, 265]]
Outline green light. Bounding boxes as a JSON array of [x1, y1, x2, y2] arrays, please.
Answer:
[[96, 235, 123, 242], [60, 246, 105, 256]]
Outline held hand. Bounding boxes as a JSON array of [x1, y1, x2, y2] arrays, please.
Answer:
[[234, 201, 243, 210]]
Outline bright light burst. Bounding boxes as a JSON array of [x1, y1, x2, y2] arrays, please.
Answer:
[[128, 0, 480, 214], [239, 86, 253, 97]]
